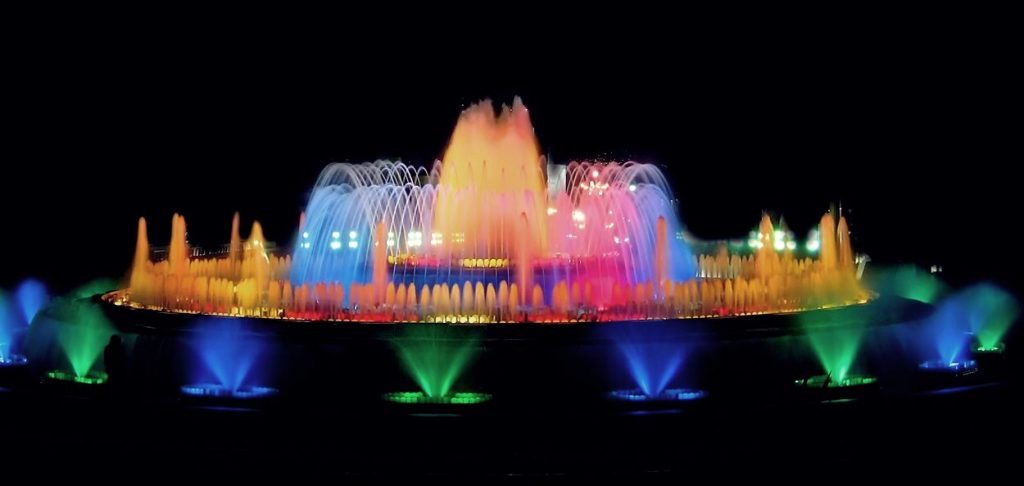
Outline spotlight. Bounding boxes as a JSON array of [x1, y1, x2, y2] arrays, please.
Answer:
[[915, 359, 980, 390], [794, 374, 879, 402], [180, 383, 279, 400], [609, 388, 707, 403], [45, 369, 108, 386], [382, 391, 491, 405]]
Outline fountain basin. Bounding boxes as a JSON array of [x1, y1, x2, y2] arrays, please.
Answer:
[[970, 342, 1006, 375], [382, 391, 491, 405], [918, 360, 978, 376], [972, 342, 1005, 355], [180, 383, 278, 400], [794, 374, 879, 401], [915, 359, 981, 390], [0, 354, 28, 367], [45, 369, 108, 385], [608, 388, 707, 403]]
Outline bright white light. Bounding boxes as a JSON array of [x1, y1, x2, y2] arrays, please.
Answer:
[[572, 210, 586, 222], [748, 238, 759, 248], [329, 241, 342, 250], [614, 236, 621, 244], [348, 231, 358, 239], [547, 207, 557, 216], [331, 231, 341, 239], [407, 231, 423, 247], [628, 184, 637, 192], [302, 232, 310, 239], [807, 240, 820, 252], [348, 241, 358, 249], [786, 241, 797, 251], [591, 169, 600, 179], [302, 242, 311, 249], [774, 239, 785, 251]]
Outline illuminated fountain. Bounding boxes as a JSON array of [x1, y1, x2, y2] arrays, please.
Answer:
[[1, 280, 50, 367], [35, 299, 115, 385], [181, 320, 277, 400], [914, 284, 1017, 384], [608, 327, 705, 404], [793, 304, 879, 399], [109, 98, 868, 323], [384, 325, 489, 405], [961, 284, 1017, 356]]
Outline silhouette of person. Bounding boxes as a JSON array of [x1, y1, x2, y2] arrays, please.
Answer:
[[104, 335, 127, 388], [822, 371, 833, 389]]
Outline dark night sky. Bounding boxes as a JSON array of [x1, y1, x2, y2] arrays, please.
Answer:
[[3, 31, 1017, 294]]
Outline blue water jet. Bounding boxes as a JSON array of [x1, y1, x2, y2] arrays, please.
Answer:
[[607, 325, 689, 398], [14, 279, 49, 327], [920, 284, 1017, 365], [188, 320, 269, 394]]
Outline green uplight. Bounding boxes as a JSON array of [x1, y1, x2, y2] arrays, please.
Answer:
[[54, 302, 115, 378], [46, 369, 108, 385], [800, 308, 869, 383], [973, 342, 1005, 354], [964, 285, 1019, 349], [382, 391, 491, 405], [391, 325, 480, 399], [795, 374, 877, 388], [865, 265, 947, 304]]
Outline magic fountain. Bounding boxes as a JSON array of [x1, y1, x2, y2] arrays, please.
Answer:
[[107, 98, 867, 324]]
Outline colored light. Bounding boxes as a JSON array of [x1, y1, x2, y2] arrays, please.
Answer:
[[973, 342, 1005, 354], [609, 388, 706, 402], [0, 353, 28, 366], [918, 359, 978, 374], [46, 369, 108, 385], [786, 241, 796, 250], [180, 383, 278, 399], [382, 391, 491, 405], [118, 99, 869, 324], [806, 240, 820, 252], [392, 326, 479, 399], [802, 310, 867, 383], [794, 374, 877, 388]]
